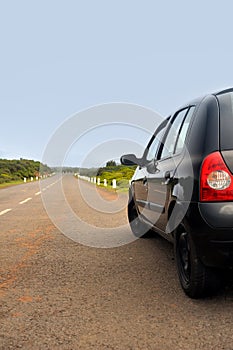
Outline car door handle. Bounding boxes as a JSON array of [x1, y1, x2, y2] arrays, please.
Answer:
[[162, 171, 171, 185]]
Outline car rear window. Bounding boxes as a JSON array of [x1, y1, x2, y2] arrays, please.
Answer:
[[217, 92, 233, 150]]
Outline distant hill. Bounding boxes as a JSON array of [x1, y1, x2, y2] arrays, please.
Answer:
[[0, 158, 51, 184]]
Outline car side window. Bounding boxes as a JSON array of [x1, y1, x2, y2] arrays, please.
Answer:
[[174, 106, 195, 154], [145, 118, 170, 162], [160, 108, 188, 159]]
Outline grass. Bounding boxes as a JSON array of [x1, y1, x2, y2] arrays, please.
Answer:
[[0, 180, 25, 189], [0, 178, 42, 189]]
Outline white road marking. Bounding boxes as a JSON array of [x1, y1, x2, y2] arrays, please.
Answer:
[[0, 208, 12, 216], [38, 178, 60, 193], [35, 191, 41, 196], [51, 180, 60, 186], [19, 197, 32, 205]]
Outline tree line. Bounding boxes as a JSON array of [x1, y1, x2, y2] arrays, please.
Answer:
[[0, 158, 51, 184]]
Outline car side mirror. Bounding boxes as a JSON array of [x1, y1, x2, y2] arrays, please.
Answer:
[[120, 154, 144, 167]]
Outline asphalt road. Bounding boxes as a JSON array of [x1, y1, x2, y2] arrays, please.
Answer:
[[1, 175, 233, 349]]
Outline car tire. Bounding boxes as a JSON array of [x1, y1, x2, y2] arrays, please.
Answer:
[[128, 197, 153, 239], [175, 225, 220, 298]]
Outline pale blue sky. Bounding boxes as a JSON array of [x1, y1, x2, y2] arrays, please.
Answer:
[[1, 1, 233, 166]]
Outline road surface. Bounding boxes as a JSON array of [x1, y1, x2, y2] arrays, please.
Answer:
[[1, 175, 233, 349]]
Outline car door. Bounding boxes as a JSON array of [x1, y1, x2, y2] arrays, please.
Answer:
[[132, 118, 169, 220], [145, 107, 195, 233]]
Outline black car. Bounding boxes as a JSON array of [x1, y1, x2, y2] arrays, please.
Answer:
[[121, 88, 233, 298]]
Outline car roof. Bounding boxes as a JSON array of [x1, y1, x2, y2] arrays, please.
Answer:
[[213, 87, 233, 96], [176, 87, 233, 111]]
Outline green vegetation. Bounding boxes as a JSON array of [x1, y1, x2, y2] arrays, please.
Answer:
[[106, 160, 117, 167], [0, 158, 51, 184], [96, 162, 137, 189], [78, 167, 99, 177], [0, 180, 25, 189], [77, 160, 137, 190]]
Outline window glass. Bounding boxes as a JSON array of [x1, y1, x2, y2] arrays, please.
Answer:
[[174, 106, 195, 154], [146, 127, 166, 161], [160, 109, 188, 159], [217, 92, 233, 150]]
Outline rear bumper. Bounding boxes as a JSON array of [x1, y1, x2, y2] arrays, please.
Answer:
[[196, 235, 233, 268], [199, 202, 233, 228], [185, 202, 233, 268], [207, 239, 233, 267]]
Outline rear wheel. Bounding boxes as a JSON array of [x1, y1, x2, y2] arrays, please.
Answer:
[[175, 226, 220, 298], [128, 200, 153, 238]]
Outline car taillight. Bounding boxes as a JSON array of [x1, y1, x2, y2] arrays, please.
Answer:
[[200, 152, 233, 202]]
